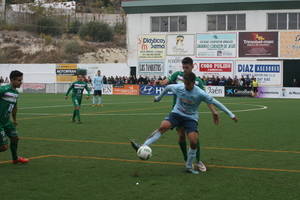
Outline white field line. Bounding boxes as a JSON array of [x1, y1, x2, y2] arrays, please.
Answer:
[[18, 104, 268, 116], [18, 99, 285, 110]]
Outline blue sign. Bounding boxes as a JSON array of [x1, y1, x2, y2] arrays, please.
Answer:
[[139, 85, 172, 96]]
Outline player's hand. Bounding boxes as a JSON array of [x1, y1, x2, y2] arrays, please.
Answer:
[[212, 112, 219, 125], [13, 121, 18, 126], [65, 96, 68, 100], [232, 116, 238, 123]]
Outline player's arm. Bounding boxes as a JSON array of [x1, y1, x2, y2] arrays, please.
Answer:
[[12, 103, 18, 126], [207, 103, 220, 125], [65, 83, 74, 99], [154, 84, 176, 102], [202, 93, 238, 122], [84, 83, 91, 99]]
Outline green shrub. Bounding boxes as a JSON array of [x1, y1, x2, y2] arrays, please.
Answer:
[[68, 20, 82, 34], [79, 21, 113, 42], [64, 40, 83, 55], [114, 22, 126, 35], [36, 17, 63, 36]]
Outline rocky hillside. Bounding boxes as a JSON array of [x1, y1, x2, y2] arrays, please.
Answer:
[[0, 30, 127, 63]]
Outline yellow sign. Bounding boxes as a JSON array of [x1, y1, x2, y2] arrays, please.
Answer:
[[280, 32, 300, 58], [56, 64, 77, 82], [138, 35, 166, 59]]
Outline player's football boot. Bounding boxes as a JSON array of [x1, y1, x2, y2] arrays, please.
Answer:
[[129, 139, 141, 152], [195, 161, 207, 172], [12, 157, 29, 164], [186, 168, 199, 175]]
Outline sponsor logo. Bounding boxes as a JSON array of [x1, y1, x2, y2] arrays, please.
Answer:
[[140, 85, 154, 95]]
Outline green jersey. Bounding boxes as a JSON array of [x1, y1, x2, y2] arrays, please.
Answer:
[[66, 81, 90, 98], [168, 71, 205, 90], [0, 84, 19, 125]]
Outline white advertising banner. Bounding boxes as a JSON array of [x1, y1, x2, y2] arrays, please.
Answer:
[[84, 84, 113, 95], [205, 86, 225, 97], [193, 60, 234, 78], [165, 56, 184, 76], [196, 33, 237, 58], [167, 34, 195, 56], [138, 61, 164, 72], [235, 61, 282, 86], [258, 87, 300, 99], [138, 35, 166, 59]]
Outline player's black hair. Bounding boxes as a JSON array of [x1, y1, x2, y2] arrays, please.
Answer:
[[183, 72, 196, 83], [181, 57, 193, 65], [9, 70, 23, 80]]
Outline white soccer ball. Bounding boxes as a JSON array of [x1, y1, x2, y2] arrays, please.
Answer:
[[137, 145, 152, 160]]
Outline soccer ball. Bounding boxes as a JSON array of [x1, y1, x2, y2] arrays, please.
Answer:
[[137, 145, 152, 160]]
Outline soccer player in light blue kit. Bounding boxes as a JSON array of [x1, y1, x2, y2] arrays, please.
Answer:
[[92, 70, 104, 107], [130, 72, 238, 174]]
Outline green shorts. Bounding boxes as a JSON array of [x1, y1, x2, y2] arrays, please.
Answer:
[[72, 96, 82, 107], [0, 121, 18, 146]]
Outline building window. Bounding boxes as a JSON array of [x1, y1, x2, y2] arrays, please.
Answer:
[[151, 16, 187, 32], [268, 13, 300, 30], [207, 14, 246, 31]]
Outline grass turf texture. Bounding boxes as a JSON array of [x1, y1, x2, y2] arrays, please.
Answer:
[[0, 94, 299, 200]]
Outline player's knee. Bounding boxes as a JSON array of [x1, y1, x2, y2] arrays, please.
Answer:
[[0, 145, 8, 152], [177, 132, 185, 141]]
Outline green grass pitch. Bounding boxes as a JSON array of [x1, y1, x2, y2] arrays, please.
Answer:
[[1, 94, 300, 200]]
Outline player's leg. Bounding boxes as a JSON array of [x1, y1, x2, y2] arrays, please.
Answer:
[[130, 113, 180, 151], [72, 96, 81, 123], [92, 91, 97, 106], [6, 123, 28, 164], [185, 131, 199, 174], [0, 127, 9, 152], [177, 127, 187, 162], [184, 119, 200, 174], [98, 90, 103, 106]]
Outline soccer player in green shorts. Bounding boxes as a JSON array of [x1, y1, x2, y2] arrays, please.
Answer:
[[0, 70, 29, 164], [65, 75, 90, 124], [158, 57, 216, 172]]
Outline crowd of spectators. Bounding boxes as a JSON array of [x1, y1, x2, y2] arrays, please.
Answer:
[[0, 76, 9, 85], [86, 75, 259, 87]]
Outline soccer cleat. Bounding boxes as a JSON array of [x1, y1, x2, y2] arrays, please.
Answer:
[[71, 119, 75, 123], [129, 139, 141, 152], [13, 157, 29, 164], [77, 121, 82, 124], [186, 168, 199, 175], [195, 161, 207, 172]]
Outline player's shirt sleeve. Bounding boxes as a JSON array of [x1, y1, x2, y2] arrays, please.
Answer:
[[155, 84, 177, 102], [196, 77, 205, 90], [200, 90, 235, 118], [0, 86, 8, 97], [168, 71, 180, 82], [65, 83, 74, 96], [85, 83, 91, 96]]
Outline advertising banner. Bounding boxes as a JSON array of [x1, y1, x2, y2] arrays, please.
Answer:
[[258, 87, 300, 99], [56, 64, 77, 82], [138, 61, 164, 73], [113, 85, 140, 95], [140, 85, 166, 95], [258, 87, 282, 98], [193, 60, 234, 78], [235, 61, 282, 86], [138, 35, 166, 59], [167, 34, 195, 56], [280, 32, 300, 58], [23, 83, 46, 93], [87, 84, 113, 95], [196, 33, 237, 58], [165, 56, 184, 76], [225, 86, 253, 97], [239, 32, 278, 57], [205, 86, 225, 97]]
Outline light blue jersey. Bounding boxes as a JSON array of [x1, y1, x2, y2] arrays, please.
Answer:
[[93, 76, 103, 90], [155, 84, 235, 121]]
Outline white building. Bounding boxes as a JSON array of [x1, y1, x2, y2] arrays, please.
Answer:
[[122, 0, 300, 87]]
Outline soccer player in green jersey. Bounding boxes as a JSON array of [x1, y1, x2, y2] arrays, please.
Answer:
[[65, 75, 90, 124], [158, 57, 214, 172], [0, 70, 29, 164]]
